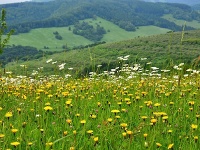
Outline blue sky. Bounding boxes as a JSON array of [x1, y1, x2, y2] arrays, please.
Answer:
[[0, 0, 31, 4]]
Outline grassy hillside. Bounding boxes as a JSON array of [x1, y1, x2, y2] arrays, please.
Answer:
[[8, 17, 170, 51], [162, 14, 200, 29], [5, 29, 200, 76], [2, 0, 199, 35]]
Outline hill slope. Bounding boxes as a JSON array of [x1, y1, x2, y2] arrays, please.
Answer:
[[5, 30, 200, 76], [1, 0, 200, 35]]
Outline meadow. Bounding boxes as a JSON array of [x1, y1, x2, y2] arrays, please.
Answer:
[[7, 17, 170, 51], [162, 14, 200, 29], [0, 55, 200, 150]]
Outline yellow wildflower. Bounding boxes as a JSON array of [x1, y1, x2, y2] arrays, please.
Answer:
[[46, 142, 53, 146], [111, 109, 120, 115], [80, 120, 86, 124], [191, 124, 198, 130], [73, 130, 77, 135], [87, 130, 93, 135], [120, 123, 128, 128], [107, 118, 112, 122], [93, 137, 98, 142], [156, 143, 162, 147], [0, 134, 5, 138], [122, 132, 127, 137], [66, 119, 72, 124], [28, 142, 33, 146], [11, 142, 20, 147], [11, 129, 18, 134], [168, 143, 174, 149], [143, 133, 148, 139], [5, 112, 13, 118], [44, 106, 53, 111], [63, 131, 68, 136]]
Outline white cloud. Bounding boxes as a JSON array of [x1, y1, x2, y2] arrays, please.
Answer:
[[0, 0, 31, 4]]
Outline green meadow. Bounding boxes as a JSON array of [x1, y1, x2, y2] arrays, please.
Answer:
[[0, 57, 200, 149], [162, 14, 200, 29], [8, 17, 170, 51]]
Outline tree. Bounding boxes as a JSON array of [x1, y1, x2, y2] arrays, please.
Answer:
[[0, 9, 14, 54]]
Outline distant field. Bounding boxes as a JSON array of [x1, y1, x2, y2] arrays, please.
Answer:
[[8, 27, 93, 51], [83, 17, 170, 42], [162, 14, 200, 29], [8, 17, 170, 51]]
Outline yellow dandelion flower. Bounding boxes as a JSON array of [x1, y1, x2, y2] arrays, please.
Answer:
[[45, 102, 51, 106], [121, 108, 127, 112], [120, 123, 128, 128], [143, 133, 148, 138], [46, 142, 53, 146], [11, 129, 18, 134], [139, 106, 143, 109], [115, 115, 120, 119], [111, 109, 120, 115], [150, 118, 157, 125], [154, 103, 161, 107], [73, 130, 77, 135], [126, 130, 133, 135], [11, 141, 20, 147], [141, 116, 148, 121], [80, 120, 86, 124], [189, 107, 193, 111], [188, 101, 195, 106], [107, 118, 112, 122], [141, 91, 148, 96], [0, 107, 2, 111], [156, 143, 162, 147], [168, 130, 173, 133], [87, 130, 93, 134], [144, 141, 149, 148], [76, 113, 80, 117], [126, 102, 131, 105], [48, 94, 53, 98], [162, 116, 168, 120], [93, 137, 98, 142], [70, 147, 75, 150], [168, 143, 174, 149], [91, 114, 97, 119], [28, 142, 33, 146], [44, 106, 53, 111], [63, 131, 68, 136], [191, 124, 198, 130], [122, 132, 127, 137], [117, 102, 122, 105], [124, 98, 130, 101], [97, 102, 101, 107], [136, 96, 140, 100], [194, 136, 198, 142], [66, 119, 72, 124], [66, 100, 72, 105], [0, 134, 5, 138], [5, 112, 13, 118]]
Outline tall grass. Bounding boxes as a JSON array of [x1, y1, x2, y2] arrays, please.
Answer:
[[0, 54, 199, 149]]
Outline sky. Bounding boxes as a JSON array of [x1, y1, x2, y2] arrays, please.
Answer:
[[0, 0, 31, 4]]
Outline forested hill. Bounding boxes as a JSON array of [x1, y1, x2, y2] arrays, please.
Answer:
[[142, 0, 200, 6], [193, 4, 200, 10], [1, 0, 200, 34]]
